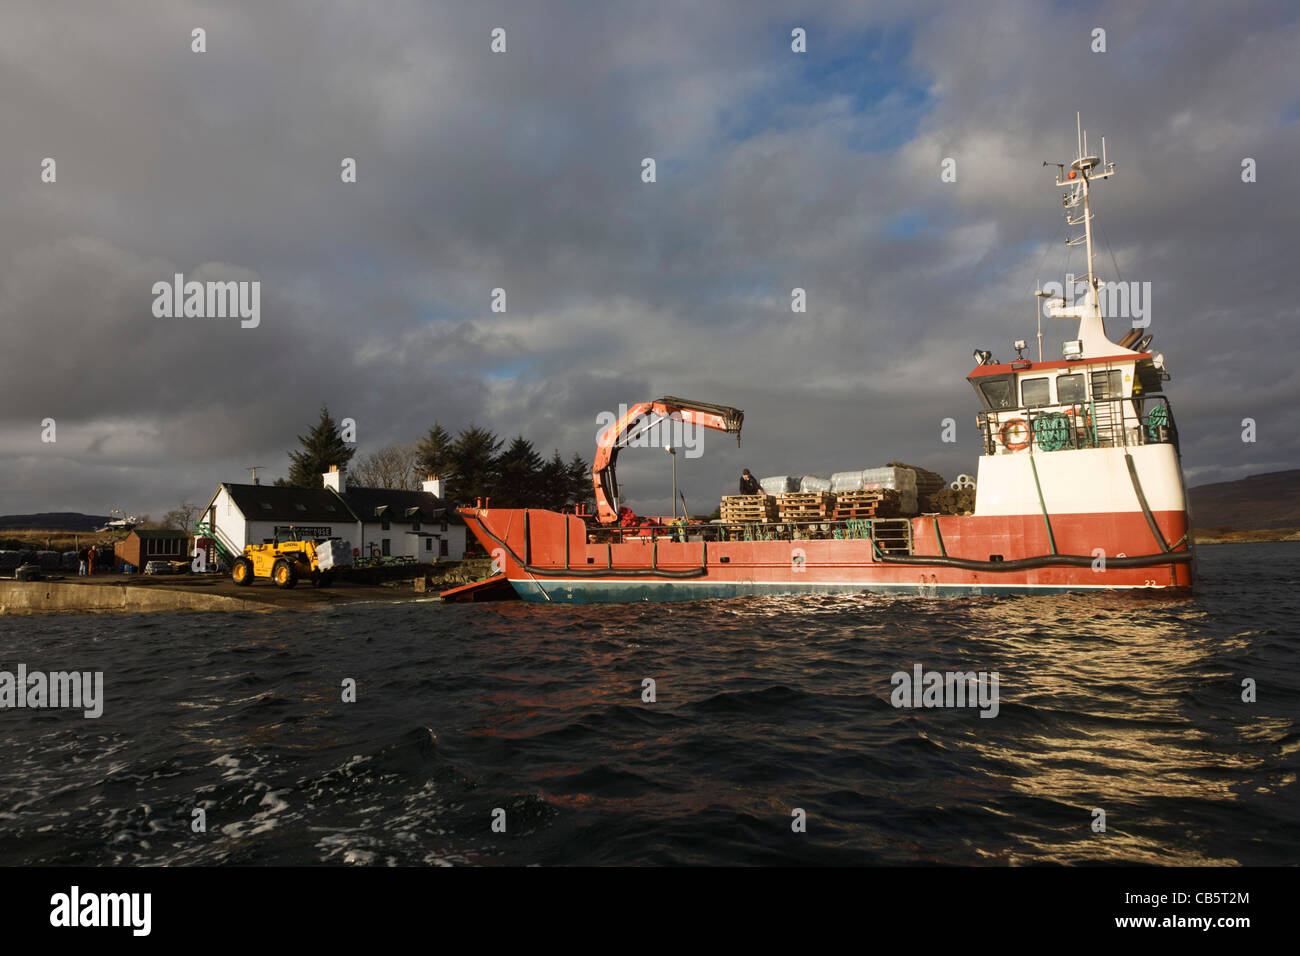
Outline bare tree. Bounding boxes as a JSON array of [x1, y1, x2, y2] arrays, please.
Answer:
[[162, 500, 199, 531], [350, 443, 421, 489]]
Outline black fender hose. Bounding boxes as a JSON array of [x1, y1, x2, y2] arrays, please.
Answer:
[[876, 550, 1192, 572], [1124, 452, 1173, 553]]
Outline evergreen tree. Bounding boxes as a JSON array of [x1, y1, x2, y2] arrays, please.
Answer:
[[538, 450, 569, 510], [286, 404, 355, 488], [415, 423, 456, 480], [494, 436, 545, 507], [450, 424, 502, 503], [566, 452, 594, 509]]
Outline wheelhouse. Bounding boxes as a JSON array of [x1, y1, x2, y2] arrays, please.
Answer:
[[968, 352, 1176, 455]]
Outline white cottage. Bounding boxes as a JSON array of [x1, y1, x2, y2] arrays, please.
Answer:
[[198, 467, 466, 565]]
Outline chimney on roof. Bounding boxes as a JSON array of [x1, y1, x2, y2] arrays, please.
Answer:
[[323, 464, 345, 494], [421, 474, 444, 498]]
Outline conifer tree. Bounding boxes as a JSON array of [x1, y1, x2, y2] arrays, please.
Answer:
[[494, 436, 545, 508], [415, 423, 456, 480], [450, 424, 503, 503], [286, 404, 355, 488]]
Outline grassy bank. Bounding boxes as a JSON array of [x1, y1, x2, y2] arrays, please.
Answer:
[[0, 529, 126, 552]]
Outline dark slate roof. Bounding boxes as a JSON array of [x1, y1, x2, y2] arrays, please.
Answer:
[[221, 484, 354, 523], [216, 483, 462, 525], [340, 487, 460, 524]]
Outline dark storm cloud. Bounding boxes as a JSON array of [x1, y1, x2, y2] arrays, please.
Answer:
[[0, 0, 1295, 515]]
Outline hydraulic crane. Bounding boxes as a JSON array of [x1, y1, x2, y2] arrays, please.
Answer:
[[591, 396, 743, 524]]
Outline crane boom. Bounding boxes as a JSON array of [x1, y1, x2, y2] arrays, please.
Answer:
[[592, 396, 743, 524]]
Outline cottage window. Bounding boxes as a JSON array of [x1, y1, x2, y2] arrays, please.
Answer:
[[439, 539, 449, 557], [381, 538, 390, 556], [425, 538, 432, 552]]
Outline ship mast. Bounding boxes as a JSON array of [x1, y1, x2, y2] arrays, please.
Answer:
[[1043, 113, 1124, 359]]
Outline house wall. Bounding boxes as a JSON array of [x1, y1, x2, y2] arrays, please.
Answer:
[[356, 520, 467, 561], [208, 489, 248, 553]]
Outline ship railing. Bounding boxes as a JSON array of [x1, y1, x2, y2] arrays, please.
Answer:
[[587, 516, 914, 552], [976, 394, 1179, 456]]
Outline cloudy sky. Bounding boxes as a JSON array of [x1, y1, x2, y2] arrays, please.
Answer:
[[1, 0, 1296, 518]]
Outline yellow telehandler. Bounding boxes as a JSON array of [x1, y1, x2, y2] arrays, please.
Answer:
[[230, 528, 352, 589]]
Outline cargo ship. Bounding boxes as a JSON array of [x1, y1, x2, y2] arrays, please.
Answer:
[[458, 120, 1195, 602]]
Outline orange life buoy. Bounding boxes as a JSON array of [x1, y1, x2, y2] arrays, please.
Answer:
[[999, 418, 1031, 450]]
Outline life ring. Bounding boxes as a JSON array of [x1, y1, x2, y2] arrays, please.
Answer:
[[999, 418, 1031, 450]]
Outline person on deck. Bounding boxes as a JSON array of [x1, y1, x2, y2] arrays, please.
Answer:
[[739, 469, 760, 495]]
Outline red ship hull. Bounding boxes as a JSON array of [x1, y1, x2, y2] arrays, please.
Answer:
[[461, 507, 1194, 603]]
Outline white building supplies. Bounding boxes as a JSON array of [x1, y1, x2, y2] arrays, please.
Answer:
[[314, 538, 354, 571]]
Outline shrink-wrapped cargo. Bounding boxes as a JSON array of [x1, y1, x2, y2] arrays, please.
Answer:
[[759, 475, 802, 494], [799, 475, 832, 493], [316, 538, 354, 571], [830, 471, 865, 493]]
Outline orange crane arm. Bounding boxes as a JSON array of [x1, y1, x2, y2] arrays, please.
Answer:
[[592, 396, 743, 524]]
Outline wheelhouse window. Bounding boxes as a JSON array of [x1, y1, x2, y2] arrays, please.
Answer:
[[974, 375, 1016, 410], [1020, 377, 1051, 407], [1091, 369, 1123, 399], [1056, 373, 1086, 404]]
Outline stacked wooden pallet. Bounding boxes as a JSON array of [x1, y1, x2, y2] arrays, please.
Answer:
[[887, 462, 946, 497], [775, 491, 834, 521], [720, 494, 777, 523], [833, 489, 901, 519]]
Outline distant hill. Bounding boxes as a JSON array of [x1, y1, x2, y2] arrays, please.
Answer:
[[1189, 470, 1300, 530], [0, 512, 112, 532]]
